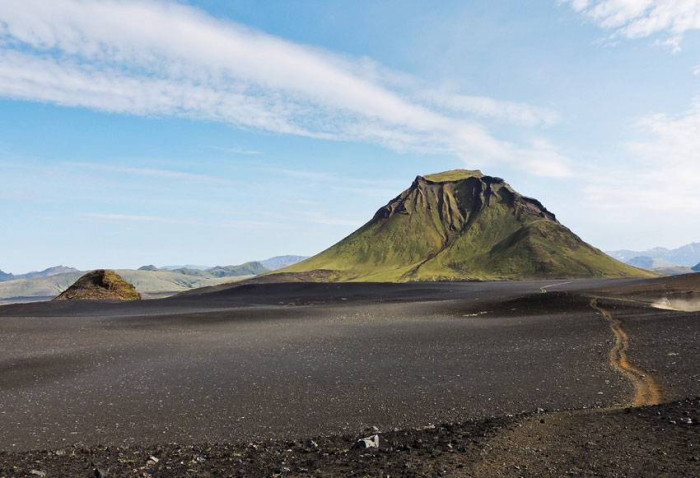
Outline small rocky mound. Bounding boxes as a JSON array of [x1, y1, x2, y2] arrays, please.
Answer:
[[54, 270, 141, 301]]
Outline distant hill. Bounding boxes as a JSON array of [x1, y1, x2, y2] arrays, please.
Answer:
[[55, 270, 141, 301], [0, 257, 303, 303], [693, 263, 700, 272], [259, 255, 308, 270], [608, 243, 700, 267], [0, 265, 79, 282], [20, 265, 80, 280], [652, 266, 695, 276], [158, 256, 307, 273], [274, 169, 650, 282], [160, 264, 211, 271], [207, 262, 268, 277], [0, 271, 84, 299], [139, 262, 270, 278], [0, 267, 259, 303]]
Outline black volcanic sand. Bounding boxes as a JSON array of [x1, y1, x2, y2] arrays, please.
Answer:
[[1, 399, 698, 477], [1, 280, 700, 476]]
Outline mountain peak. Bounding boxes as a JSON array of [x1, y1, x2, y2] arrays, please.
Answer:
[[421, 169, 485, 183]]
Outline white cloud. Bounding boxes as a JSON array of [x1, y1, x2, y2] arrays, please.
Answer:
[[583, 98, 700, 218], [288, 210, 364, 227], [82, 213, 197, 225], [266, 167, 402, 198], [67, 162, 236, 185], [83, 212, 274, 229], [563, 0, 700, 50], [208, 146, 262, 155], [424, 92, 561, 128], [0, 0, 570, 177]]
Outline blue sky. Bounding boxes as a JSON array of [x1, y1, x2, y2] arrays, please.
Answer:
[[1, 0, 700, 273]]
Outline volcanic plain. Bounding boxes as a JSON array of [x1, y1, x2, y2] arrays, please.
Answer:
[[1, 278, 699, 476]]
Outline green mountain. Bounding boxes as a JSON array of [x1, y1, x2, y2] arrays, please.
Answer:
[[277, 169, 652, 282]]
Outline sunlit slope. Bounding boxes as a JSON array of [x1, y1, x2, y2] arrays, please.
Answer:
[[279, 169, 652, 282]]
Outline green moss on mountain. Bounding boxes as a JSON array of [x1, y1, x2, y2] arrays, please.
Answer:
[[278, 169, 653, 282], [424, 169, 485, 182], [55, 270, 142, 301]]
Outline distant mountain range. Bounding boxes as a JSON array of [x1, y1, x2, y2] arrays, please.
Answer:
[[155, 256, 307, 273], [608, 243, 700, 273], [0, 256, 307, 303], [274, 170, 648, 282], [140, 262, 269, 278], [259, 255, 309, 270], [0, 266, 79, 282]]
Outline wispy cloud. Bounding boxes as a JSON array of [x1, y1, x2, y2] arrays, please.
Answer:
[[424, 92, 561, 128], [562, 0, 700, 51], [82, 213, 198, 225], [83, 213, 275, 229], [0, 0, 570, 177], [583, 97, 700, 218], [266, 167, 402, 198], [208, 146, 263, 156], [287, 211, 364, 227], [67, 162, 236, 185]]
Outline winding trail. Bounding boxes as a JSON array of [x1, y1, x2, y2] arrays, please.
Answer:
[[590, 298, 663, 407], [539, 281, 572, 294]]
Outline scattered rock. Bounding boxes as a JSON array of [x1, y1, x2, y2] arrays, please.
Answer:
[[93, 468, 108, 478], [306, 440, 319, 449], [353, 435, 379, 449]]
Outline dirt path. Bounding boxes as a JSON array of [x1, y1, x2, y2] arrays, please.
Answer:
[[590, 298, 663, 407]]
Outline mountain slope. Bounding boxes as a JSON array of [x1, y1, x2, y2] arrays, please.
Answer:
[[278, 170, 651, 282], [0, 272, 84, 299]]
